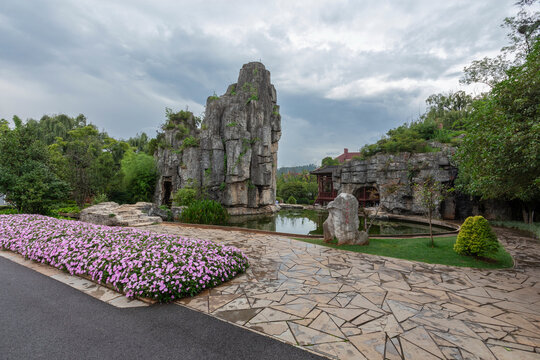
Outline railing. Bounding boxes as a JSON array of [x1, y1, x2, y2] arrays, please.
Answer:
[[318, 191, 337, 198]]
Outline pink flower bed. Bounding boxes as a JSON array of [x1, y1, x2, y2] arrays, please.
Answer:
[[0, 214, 249, 302]]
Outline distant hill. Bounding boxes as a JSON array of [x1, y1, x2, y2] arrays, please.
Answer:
[[277, 164, 317, 176]]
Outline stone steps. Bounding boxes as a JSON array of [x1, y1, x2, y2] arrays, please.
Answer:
[[80, 202, 162, 227], [129, 221, 159, 227]]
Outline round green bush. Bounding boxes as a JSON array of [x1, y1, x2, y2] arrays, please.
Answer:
[[454, 216, 499, 256], [180, 199, 229, 225], [287, 196, 297, 204], [173, 187, 197, 207]]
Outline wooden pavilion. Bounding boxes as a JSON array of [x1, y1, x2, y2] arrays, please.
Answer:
[[310, 166, 339, 205]]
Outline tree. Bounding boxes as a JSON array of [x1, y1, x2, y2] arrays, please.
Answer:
[[276, 170, 318, 204], [121, 151, 158, 203], [127, 132, 151, 154], [321, 157, 340, 167], [0, 118, 69, 213], [422, 91, 473, 129], [456, 41, 540, 223], [461, 1, 539, 87], [414, 177, 446, 247], [61, 126, 103, 207]]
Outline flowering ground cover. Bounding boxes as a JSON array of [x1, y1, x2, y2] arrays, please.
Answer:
[[0, 214, 249, 302]]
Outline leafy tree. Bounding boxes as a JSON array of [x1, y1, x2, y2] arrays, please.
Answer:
[[0, 118, 69, 213], [121, 151, 158, 202], [456, 41, 540, 223], [277, 164, 317, 176], [461, 1, 539, 87], [127, 132, 151, 154], [276, 171, 318, 205], [34, 114, 87, 145], [321, 157, 340, 167], [414, 176, 446, 247], [422, 91, 473, 130], [60, 126, 103, 206]]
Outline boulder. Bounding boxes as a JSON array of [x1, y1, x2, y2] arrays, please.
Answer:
[[80, 202, 162, 227], [323, 193, 368, 245], [80, 202, 121, 226]]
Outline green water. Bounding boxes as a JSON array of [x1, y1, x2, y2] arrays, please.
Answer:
[[225, 209, 450, 236]]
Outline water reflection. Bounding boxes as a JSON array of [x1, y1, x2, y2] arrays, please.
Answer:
[[225, 209, 448, 236]]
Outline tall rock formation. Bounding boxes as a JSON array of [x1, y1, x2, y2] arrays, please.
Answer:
[[154, 62, 281, 214]]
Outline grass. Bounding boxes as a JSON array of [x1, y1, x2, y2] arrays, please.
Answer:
[[294, 236, 514, 269]]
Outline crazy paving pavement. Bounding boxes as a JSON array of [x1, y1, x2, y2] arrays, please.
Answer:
[[136, 224, 540, 360]]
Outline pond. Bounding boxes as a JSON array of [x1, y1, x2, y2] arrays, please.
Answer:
[[225, 209, 451, 236]]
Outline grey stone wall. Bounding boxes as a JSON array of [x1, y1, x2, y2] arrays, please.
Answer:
[[154, 62, 281, 213], [334, 150, 457, 217]]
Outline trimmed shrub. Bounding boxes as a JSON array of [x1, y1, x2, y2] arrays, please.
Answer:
[[180, 199, 229, 225], [0, 208, 18, 215], [48, 206, 81, 219], [172, 187, 197, 207], [287, 196, 297, 204], [454, 216, 499, 256]]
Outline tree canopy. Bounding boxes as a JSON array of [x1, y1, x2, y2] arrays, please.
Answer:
[[0, 118, 69, 213], [456, 41, 540, 222]]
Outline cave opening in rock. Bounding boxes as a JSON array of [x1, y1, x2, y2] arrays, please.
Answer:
[[162, 179, 172, 206], [354, 186, 380, 208]]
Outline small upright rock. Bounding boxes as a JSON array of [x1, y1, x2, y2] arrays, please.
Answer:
[[323, 193, 368, 245]]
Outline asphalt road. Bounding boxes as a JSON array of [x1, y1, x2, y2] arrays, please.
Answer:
[[0, 256, 324, 360]]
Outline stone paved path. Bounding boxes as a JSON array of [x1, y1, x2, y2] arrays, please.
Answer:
[[140, 224, 540, 360]]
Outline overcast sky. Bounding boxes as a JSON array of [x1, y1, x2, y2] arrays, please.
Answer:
[[0, 1, 519, 166]]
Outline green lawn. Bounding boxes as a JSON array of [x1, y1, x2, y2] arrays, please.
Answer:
[[294, 236, 514, 269]]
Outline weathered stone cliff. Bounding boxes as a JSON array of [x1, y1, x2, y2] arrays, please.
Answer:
[[154, 62, 281, 214], [334, 149, 457, 217], [330, 148, 516, 220]]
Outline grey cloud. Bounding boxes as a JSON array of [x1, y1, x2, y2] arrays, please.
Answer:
[[0, 0, 518, 167]]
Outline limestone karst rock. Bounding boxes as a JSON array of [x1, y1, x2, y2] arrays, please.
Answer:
[[154, 62, 281, 214], [323, 193, 368, 245]]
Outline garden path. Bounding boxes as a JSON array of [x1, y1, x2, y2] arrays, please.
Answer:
[[139, 224, 540, 360]]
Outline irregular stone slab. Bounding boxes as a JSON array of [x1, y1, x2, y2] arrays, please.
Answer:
[[311, 341, 368, 360], [248, 308, 301, 324], [400, 338, 441, 360], [247, 321, 296, 343], [213, 308, 261, 325], [208, 294, 241, 312], [385, 337, 402, 360], [308, 312, 345, 338], [401, 326, 445, 359], [432, 331, 496, 360], [489, 345, 540, 360], [318, 306, 367, 322], [386, 299, 421, 322], [349, 331, 386, 360], [288, 322, 342, 346]]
